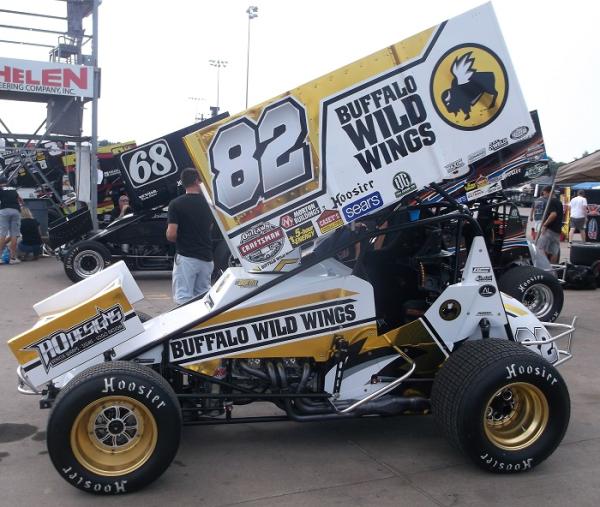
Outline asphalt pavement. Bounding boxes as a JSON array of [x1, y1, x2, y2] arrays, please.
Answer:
[[1, 255, 599, 507]]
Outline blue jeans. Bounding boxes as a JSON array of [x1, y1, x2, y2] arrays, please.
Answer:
[[172, 253, 213, 305], [18, 242, 43, 256]]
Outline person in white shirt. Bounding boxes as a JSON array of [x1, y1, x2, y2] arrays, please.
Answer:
[[568, 189, 589, 243]]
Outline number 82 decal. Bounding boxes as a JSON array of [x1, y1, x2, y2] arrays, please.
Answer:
[[209, 97, 313, 215]]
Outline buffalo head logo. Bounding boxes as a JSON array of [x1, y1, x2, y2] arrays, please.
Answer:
[[430, 44, 508, 131], [441, 52, 498, 120]]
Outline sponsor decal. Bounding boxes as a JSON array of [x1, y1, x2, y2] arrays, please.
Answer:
[[331, 181, 374, 208], [279, 200, 320, 229], [286, 222, 317, 248], [510, 125, 530, 140], [317, 210, 344, 235], [342, 191, 383, 222], [526, 145, 545, 161], [329, 75, 437, 176], [489, 137, 508, 151], [466, 180, 502, 202], [505, 360, 558, 385], [476, 275, 493, 282], [169, 301, 358, 363], [444, 158, 465, 174], [525, 162, 547, 179], [464, 177, 489, 192], [476, 311, 493, 316], [479, 284, 497, 297], [392, 172, 417, 198], [26, 305, 126, 372], [478, 455, 533, 472], [237, 222, 285, 263], [430, 44, 508, 131], [235, 279, 258, 288], [472, 266, 491, 273], [61, 467, 128, 493]]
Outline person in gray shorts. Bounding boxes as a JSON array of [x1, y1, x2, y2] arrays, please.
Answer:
[[568, 189, 589, 243], [0, 176, 22, 264], [537, 185, 564, 263], [166, 168, 214, 305]]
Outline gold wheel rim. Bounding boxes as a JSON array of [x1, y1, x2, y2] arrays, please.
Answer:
[[483, 382, 549, 451], [71, 395, 158, 477]]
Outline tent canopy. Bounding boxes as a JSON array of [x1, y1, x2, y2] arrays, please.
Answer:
[[555, 150, 600, 183]]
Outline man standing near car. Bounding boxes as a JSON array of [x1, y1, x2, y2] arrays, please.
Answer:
[[568, 189, 588, 243], [166, 168, 213, 304], [538, 185, 564, 263]]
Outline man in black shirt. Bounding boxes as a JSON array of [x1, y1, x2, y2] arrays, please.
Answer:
[[166, 168, 214, 304], [538, 185, 564, 263], [0, 176, 22, 264]]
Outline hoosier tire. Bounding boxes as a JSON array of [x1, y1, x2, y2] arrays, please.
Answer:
[[63, 240, 111, 283], [431, 339, 570, 473], [47, 361, 181, 494], [498, 265, 563, 322]]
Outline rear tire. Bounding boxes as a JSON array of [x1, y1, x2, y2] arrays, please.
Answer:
[[431, 339, 570, 473], [570, 242, 600, 266], [498, 266, 563, 322], [63, 240, 111, 283], [47, 361, 181, 494]]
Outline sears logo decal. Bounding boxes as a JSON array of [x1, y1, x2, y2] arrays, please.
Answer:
[[430, 44, 508, 131], [120, 140, 177, 189], [209, 96, 313, 216], [510, 126, 530, 140], [479, 284, 497, 297], [26, 305, 126, 372], [286, 222, 317, 248], [170, 300, 358, 363], [279, 200, 320, 229], [342, 191, 383, 222], [392, 172, 417, 198], [237, 222, 285, 263]]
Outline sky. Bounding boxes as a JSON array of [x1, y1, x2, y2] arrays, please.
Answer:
[[1, 0, 599, 163]]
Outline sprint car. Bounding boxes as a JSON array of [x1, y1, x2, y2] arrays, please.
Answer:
[[8, 194, 574, 494], [6, 3, 576, 496]]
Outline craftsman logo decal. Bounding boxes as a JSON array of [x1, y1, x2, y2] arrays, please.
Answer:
[[430, 44, 508, 130], [286, 222, 317, 248], [317, 210, 344, 234], [392, 172, 417, 198], [479, 284, 497, 297], [279, 200, 320, 229], [237, 222, 285, 263], [26, 305, 126, 372], [169, 300, 359, 363], [342, 191, 383, 222]]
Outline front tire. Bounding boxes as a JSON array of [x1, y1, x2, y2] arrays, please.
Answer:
[[431, 339, 570, 473], [63, 240, 111, 283], [498, 266, 563, 322], [47, 361, 181, 494]]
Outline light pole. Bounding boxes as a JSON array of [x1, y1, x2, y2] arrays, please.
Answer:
[[208, 59, 228, 114], [245, 5, 258, 109]]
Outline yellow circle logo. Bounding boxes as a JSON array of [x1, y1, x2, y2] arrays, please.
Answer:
[[430, 44, 508, 130]]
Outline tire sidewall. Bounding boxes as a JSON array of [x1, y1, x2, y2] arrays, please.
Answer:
[[64, 242, 110, 282], [458, 353, 569, 472], [48, 369, 181, 494], [500, 267, 563, 322]]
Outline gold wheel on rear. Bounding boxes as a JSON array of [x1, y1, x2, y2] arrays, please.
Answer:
[[71, 395, 158, 477], [483, 382, 549, 451]]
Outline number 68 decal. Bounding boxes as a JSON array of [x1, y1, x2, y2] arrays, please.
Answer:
[[122, 140, 177, 188], [209, 97, 313, 215]]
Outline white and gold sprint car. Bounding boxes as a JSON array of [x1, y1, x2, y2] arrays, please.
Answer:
[[7, 3, 575, 495]]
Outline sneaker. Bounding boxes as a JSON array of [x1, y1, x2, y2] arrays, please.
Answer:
[[9, 258, 21, 264]]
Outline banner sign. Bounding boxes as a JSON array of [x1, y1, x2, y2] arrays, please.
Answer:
[[418, 110, 549, 204], [0, 57, 94, 98], [183, 3, 534, 271]]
